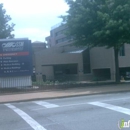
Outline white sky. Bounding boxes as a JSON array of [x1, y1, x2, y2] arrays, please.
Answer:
[[0, 0, 69, 42]]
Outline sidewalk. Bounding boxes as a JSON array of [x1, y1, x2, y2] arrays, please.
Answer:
[[0, 83, 130, 103]]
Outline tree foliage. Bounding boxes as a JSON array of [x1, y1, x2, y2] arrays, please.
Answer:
[[0, 3, 15, 38], [61, 0, 130, 83], [62, 0, 130, 48]]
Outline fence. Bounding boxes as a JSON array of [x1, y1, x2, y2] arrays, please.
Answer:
[[0, 73, 122, 95]]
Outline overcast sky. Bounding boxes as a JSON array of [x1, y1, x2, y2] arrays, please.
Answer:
[[0, 0, 69, 42]]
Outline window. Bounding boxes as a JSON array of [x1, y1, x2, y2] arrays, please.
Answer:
[[56, 36, 74, 44], [56, 38, 62, 44], [54, 64, 78, 75], [55, 29, 67, 37], [119, 45, 125, 56]]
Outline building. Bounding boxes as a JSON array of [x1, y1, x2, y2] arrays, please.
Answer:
[[32, 41, 46, 51], [34, 45, 92, 81], [46, 23, 73, 48], [33, 23, 130, 82], [33, 24, 92, 81], [32, 41, 46, 69], [31, 41, 46, 81]]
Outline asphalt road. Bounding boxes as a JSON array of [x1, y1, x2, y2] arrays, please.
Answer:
[[1, 92, 130, 130]]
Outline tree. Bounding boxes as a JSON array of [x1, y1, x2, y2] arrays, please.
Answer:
[[0, 3, 15, 38], [61, 0, 130, 83]]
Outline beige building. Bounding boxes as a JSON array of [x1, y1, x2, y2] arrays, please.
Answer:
[[31, 41, 46, 81], [34, 45, 92, 81], [32, 24, 130, 81]]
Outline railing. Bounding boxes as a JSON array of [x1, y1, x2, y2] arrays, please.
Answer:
[[0, 74, 123, 95]]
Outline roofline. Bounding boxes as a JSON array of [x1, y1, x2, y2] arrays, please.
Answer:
[[51, 22, 66, 30]]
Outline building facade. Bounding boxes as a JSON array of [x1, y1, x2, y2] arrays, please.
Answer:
[[33, 24, 130, 82], [31, 41, 46, 81]]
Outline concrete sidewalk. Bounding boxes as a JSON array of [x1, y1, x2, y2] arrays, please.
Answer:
[[0, 83, 130, 103]]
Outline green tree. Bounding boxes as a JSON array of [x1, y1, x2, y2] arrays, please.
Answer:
[[0, 3, 15, 38], [61, 0, 130, 83]]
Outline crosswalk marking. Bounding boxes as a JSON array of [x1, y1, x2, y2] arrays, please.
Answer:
[[5, 104, 47, 130], [88, 101, 130, 115], [33, 101, 59, 108]]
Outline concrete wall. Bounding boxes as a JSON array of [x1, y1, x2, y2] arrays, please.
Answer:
[[90, 44, 130, 80], [90, 47, 115, 80], [32, 42, 46, 68], [90, 47, 114, 69], [42, 66, 54, 80], [119, 44, 130, 67], [34, 46, 84, 80]]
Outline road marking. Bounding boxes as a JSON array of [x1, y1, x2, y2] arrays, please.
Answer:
[[99, 97, 130, 102], [5, 104, 47, 130], [33, 101, 59, 108], [88, 102, 130, 115], [32, 102, 90, 111], [32, 97, 130, 111], [32, 96, 130, 111]]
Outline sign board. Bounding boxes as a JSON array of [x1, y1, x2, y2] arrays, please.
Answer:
[[0, 38, 33, 77]]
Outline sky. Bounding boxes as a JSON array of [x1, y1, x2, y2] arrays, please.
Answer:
[[0, 0, 69, 42]]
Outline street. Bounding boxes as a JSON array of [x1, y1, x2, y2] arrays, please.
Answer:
[[1, 92, 130, 130]]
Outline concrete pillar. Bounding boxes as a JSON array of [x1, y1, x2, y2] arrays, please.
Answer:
[[36, 74, 43, 82], [110, 69, 115, 81], [42, 66, 54, 80], [78, 62, 84, 81]]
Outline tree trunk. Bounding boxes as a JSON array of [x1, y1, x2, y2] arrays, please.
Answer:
[[114, 47, 120, 83]]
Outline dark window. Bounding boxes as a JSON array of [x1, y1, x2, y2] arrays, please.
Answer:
[[83, 48, 91, 74], [55, 29, 67, 37], [56, 36, 74, 44], [120, 67, 130, 80], [54, 64, 78, 75], [93, 68, 111, 80], [31, 73, 36, 82], [119, 45, 125, 56], [56, 38, 63, 44]]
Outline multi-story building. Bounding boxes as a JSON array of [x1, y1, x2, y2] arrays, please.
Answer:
[[46, 23, 74, 48], [33, 23, 130, 81], [33, 23, 93, 81]]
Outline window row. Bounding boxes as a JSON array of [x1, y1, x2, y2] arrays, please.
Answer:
[[55, 29, 67, 37], [56, 37, 73, 44]]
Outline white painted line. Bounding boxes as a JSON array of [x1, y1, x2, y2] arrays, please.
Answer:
[[88, 102, 130, 115], [32, 97, 130, 111], [32, 102, 89, 111], [5, 104, 47, 130], [31, 96, 130, 111], [33, 101, 59, 108], [99, 97, 130, 102]]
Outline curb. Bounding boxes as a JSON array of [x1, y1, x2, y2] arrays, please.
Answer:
[[1, 89, 130, 104]]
